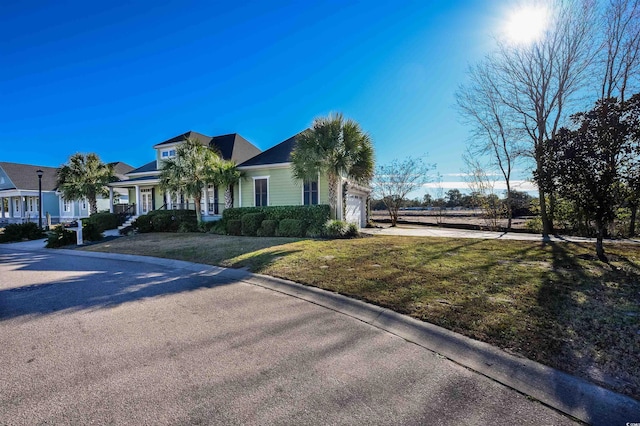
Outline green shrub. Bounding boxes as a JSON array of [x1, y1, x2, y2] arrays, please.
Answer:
[[178, 221, 198, 233], [346, 222, 359, 238], [257, 219, 277, 237], [132, 210, 198, 233], [46, 226, 76, 248], [85, 212, 120, 232], [227, 220, 242, 236], [241, 213, 265, 236], [0, 222, 44, 242], [82, 222, 103, 241], [321, 220, 359, 239], [323, 220, 347, 238], [223, 205, 330, 235], [133, 215, 154, 233], [208, 221, 227, 235], [198, 221, 218, 233], [277, 219, 304, 237]]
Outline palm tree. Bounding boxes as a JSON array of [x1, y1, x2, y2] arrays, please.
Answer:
[[159, 137, 219, 223], [57, 153, 115, 215], [291, 113, 375, 218], [213, 160, 242, 209]]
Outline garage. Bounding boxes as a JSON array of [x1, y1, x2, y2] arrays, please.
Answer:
[[345, 193, 365, 228]]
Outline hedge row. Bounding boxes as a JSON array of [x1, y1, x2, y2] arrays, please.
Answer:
[[134, 210, 198, 233], [222, 205, 330, 235], [84, 212, 121, 232], [0, 222, 44, 243]]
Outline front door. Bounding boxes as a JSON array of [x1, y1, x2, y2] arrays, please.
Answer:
[[141, 189, 153, 214]]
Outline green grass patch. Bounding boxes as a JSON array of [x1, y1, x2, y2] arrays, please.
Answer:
[[82, 233, 640, 400]]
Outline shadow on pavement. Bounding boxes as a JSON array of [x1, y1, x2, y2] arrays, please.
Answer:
[[0, 249, 240, 321]]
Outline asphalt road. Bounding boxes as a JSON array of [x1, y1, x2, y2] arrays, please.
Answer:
[[0, 247, 577, 425]]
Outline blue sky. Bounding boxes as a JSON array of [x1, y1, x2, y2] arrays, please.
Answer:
[[1, 0, 533, 196]]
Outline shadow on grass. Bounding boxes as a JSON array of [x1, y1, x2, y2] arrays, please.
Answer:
[[226, 249, 302, 273], [534, 241, 640, 406]]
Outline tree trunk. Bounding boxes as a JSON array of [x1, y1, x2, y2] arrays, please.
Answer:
[[194, 196, 202, 223], [595, 221, 607, 262], [505, 181, 512, 231], [538, 188, 551, 239], [629, 203, 637, 237], [89, 196, 98, 215], [225, 186, 233, 209], [327, 173, 338, 219]]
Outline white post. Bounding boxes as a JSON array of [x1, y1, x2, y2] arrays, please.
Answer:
[[135, 185, 141, 216], [238, 179, 242, 208], [19, 195, 24, 221], [109, 187, 114, 213], [76, 219, 83, 245], [203, 187, 209, 216], [166, 191, 171, 209], [9, 197, 14, 218]]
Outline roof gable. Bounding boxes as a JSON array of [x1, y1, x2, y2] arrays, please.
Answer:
[[238, 132, 303, 167], [153, 131, 212, 148], [127, 161, 158, 175], [0, 162, 59, 191], [210, 133, 261, 163]]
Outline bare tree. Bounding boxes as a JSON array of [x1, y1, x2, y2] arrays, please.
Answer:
[[598, 0, 640, 102], [491, 0, 597, 237], [372, 157, 435, 226], [457, 60, 522, 230], [463, 154, 504, 230]]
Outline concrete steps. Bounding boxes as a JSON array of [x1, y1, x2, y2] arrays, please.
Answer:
[[117, 216, 138, 231]]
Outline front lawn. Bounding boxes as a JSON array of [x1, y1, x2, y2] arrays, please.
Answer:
[[82, 233, 640, 400]]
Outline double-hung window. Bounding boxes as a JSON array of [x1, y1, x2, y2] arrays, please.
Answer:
[[303, 181, 318, 205], [254, 178, 268, 207]]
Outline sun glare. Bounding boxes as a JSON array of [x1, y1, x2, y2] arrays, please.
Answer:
[[504, 5, 549, 44]]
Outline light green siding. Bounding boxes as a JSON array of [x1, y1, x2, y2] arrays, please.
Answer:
[[237, 166, 328, 207]]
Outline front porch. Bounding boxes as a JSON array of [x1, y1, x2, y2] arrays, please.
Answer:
[[107, 182, 226, 221], [0, 192, 59, 225]]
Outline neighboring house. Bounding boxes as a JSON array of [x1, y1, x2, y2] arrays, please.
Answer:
[[236, 133, 370, 227], [0, 162, 60, 225], [109, 131, 261, 218], [0, 161, 133, 225], [58, 161, 134, 222], [109, 130, 371, 227]]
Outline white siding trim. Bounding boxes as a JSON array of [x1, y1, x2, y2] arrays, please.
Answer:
[[252, 176, 270, 207]]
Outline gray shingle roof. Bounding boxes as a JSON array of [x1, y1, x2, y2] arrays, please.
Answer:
[[109, 162, 134, 178], [238, 132, 303, 167], [127, 161, 158, 174], [0, 162, 59, 191], [210, 133, 261, 163], [153, 131, 212, 148]]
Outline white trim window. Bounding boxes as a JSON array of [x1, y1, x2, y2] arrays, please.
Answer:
[[161, 149, 176, 159], [303, 180, 319, 205], [253, 177, 269, 207], [63, 199, 72, 213], [81, 198, 87, 210]]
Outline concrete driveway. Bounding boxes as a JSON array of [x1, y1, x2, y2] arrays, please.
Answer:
[[0, 246, 584, 425], [362, 224, 640, 244]]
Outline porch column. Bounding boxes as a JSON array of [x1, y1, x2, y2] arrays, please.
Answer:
[[19, 195, 24, 221], [238, 179, 242, 208], [109, 187, 114, 213], [9, 197, 14, 218], [203, 187, 209, 216], [135, 185, 141, 216], [165, 191, 171, 209]]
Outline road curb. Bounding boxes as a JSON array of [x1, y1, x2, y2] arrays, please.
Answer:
[[6, 246, 640, 425]]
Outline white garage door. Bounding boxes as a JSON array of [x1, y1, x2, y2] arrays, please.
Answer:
[[345, 194, 364, 227]]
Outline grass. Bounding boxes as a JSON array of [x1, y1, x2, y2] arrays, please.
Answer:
[[82, 232, 640, 400]]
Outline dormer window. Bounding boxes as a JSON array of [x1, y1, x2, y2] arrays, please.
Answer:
[[161, 149, 176, 158]]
